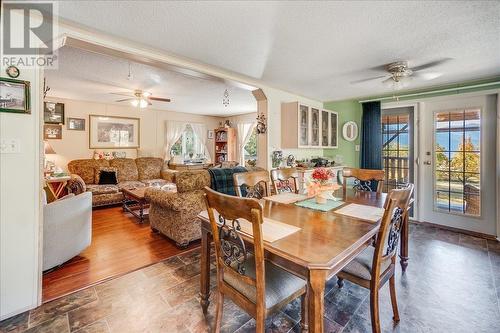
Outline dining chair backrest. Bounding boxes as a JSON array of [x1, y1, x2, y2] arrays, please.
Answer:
[[233, 170, 270, 198], [372, 184, 414, 278], [203, 187, 266, 306], [342, 168, 385, 194], [270, 168, 300, 194]]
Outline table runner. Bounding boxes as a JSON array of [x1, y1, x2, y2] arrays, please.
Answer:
[[294, 198, 345, 212], [198, 210, 301, 242], [334, 203, 385, 222]]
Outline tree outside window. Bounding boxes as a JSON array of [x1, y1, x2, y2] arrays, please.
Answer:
[[244, 127, 258, 166], [171, 124, 205, 160]]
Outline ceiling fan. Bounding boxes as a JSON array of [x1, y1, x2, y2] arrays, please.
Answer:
[[351, 59, 452, 89], [112, 90, 171, 109]]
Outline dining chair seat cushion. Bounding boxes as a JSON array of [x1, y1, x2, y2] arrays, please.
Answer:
[[342, 246, 391, 280], [223, 256, 306, 309]]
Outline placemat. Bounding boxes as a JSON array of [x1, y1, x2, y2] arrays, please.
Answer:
[[263, 193, 308, 204], [198, 210, 301, 243], [334, 203, 385, 222], [294, 198, 345, 212]]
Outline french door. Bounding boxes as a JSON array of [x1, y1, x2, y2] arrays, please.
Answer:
[[418, 95, 497, 235]]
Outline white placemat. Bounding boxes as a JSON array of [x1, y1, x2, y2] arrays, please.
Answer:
[[334, 203, 385, 222], [263, 193, 308, 204], [198, 210, 301, 242]]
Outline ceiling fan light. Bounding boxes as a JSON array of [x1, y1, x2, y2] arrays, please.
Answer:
[[131, 99, 139, 107], [139, 99, 148, 108], [143, 91, 152, 97]]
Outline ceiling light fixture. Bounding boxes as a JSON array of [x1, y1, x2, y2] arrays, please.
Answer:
[[222, 89, 230, 107]]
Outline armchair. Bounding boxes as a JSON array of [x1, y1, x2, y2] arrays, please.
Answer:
[[43, 191, 92, 271], [145, 170, 210, 248]]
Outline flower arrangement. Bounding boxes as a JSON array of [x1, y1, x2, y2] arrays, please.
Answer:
[[311, 167, 334, 185]]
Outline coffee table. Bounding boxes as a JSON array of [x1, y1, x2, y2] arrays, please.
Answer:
[[122, 187, 149, 223]]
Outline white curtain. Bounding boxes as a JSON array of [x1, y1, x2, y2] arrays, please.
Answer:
[[190, 122, 212, 162], [164, 120, 187, 161], [236, 122, 256, 166]]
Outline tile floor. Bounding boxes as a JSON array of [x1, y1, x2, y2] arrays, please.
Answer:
[[1, 223, 500, 333]]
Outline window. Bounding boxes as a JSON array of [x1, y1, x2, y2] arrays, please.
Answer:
[[171, 124, 206, 160], [382, 113, 411, 192], [434, 109, 480, 216], [244, 127, 258, 165]]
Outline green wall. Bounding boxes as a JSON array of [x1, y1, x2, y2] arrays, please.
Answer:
[[323, 100, 362, 168]]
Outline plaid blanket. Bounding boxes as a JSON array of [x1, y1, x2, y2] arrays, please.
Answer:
[[208, 166, 247, 196]]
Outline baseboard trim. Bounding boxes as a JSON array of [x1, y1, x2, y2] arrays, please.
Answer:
[[410, 219, 497, 241]]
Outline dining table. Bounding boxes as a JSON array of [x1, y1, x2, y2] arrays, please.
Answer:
[[198, 189, 410, 333]]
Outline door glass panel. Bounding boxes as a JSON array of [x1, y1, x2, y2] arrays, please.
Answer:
[[299, 105, 309, 146], [311, 108, 319, 146], [330, 112, 338, 147], [382, 113, 412, 192], [321, 110, 329, 146], [433, 109, 481, 216]]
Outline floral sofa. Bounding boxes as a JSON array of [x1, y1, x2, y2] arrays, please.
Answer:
[[144, 170, 211, 248], [67, 157, 175, 207]]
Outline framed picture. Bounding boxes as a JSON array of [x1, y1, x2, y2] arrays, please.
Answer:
[[0, 77, 30, 114], [44, 124, 62, 140], [44, 102, 65, 124], [67, 117, 85, 131], [207, 130, 214, 139], [89, 115, 140, 149]]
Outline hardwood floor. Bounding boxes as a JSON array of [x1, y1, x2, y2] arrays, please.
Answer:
[[42, 205, 198, 302]]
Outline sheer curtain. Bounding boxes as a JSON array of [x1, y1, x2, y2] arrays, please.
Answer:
[[190, 122, 212, 162], [164, 120, 187, 161], [236, 122, 256, 166]]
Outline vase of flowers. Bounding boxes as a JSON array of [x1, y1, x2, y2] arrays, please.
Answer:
[[308, 168, 337, 204]]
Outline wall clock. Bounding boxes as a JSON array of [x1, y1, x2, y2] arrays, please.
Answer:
[[6, 65, 20, 78]]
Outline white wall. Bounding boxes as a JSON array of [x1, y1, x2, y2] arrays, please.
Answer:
[[45, 98, 222, 171], [263, 87, 324, 167], [0, 67, 42, 319]]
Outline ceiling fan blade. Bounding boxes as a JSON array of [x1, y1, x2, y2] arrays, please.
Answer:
[[412, 58, 452, 72], [110, 92, 135, 97], [149, 97, 171, 102], [413, 72, 443, 80], [115, 98, 134, 102], [381, 77, 395, 85], [350, 75, 388, 84]]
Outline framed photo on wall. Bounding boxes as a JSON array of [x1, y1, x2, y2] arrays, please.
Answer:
[[67, 117, 85, 130], [0, 77, 30, 114], [89, 115, 140, 149], [207, 130, 214, 139], [44, 124, 62, 140], [44, 102, 65, 124]]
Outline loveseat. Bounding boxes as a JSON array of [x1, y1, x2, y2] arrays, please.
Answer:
[[67, 157, 175, 207]]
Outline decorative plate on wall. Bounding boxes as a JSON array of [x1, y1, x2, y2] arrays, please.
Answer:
[[342, 121, 358, 142]]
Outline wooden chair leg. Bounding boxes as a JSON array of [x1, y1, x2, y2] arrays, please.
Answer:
[[255, 313, 266, 333], [300, 293, 309, 331], [389, 275, 400, 322], [214, 290, 224, 333], [370, 289, 381, 333], [337, 277, 344, 288]]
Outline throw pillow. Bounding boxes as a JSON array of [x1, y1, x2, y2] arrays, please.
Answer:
[[95, 167, 118, 184], [98, 171, 118, 185]]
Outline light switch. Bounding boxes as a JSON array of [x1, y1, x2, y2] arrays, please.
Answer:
[[355, 145, 360, 152], [0, 139, 21, 154]]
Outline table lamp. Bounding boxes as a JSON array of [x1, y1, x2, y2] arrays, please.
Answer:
[[44, 141, 56, 175]]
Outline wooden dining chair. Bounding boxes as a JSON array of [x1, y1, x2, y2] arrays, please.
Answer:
[[336, 183, 414, 333], [204, 187, 308, 332], [233, 170, 271, 198], [270, 168, 300, 194], [342, 167, 385, 194]]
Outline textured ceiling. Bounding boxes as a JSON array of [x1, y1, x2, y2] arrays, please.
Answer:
[[56, 1, 500, 101], [45, 46, 256, 116]]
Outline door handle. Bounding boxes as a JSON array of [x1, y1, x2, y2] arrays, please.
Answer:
[[424, 161, 432, 165]]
